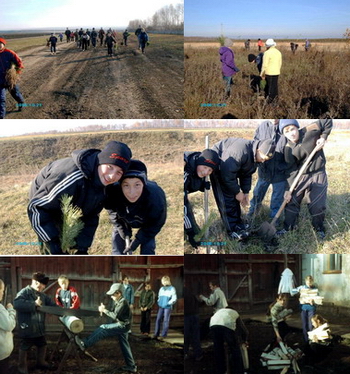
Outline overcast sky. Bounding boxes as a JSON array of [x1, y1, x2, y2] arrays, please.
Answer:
[[185, 0, 350, 38], [1, 0, 182, 30]]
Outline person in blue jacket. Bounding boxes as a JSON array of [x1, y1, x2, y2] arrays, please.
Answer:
[[153, 276, 177, 340], [139, 28, 149, 54], [14, 272, 58, 374], [106, 159, 167, 255]]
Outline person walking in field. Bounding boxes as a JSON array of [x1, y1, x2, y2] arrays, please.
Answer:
[[123, 29, 130, 46], [58, 33, 63, 42], [65, 28, 71, 43], [98, 27, 105, 46], [0, 37, 25, 119], [257, 38, 263, 52], [48, 33, 58, 55], [276, 119, 333, 240], [138, 28, 149, 54], [260, 38, 282, 104], [90, 28, 98, 48], [27, 140, 132, 255], [135, 25, 142, 49], [81, 31, 90, 51], [304, 39, 311, 51], [244, 39, 251, 50], [105, 32, 117, 56], [219, 38, 239, 99]]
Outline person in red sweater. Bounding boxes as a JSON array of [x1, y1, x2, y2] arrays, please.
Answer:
[[0, 37, 25, 118], [55, 275, 80, 309]]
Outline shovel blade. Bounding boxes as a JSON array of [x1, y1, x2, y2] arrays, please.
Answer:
[[258, 221, 277, 241]]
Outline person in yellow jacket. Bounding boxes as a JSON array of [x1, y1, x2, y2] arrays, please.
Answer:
[[260, 38, 282, 103]]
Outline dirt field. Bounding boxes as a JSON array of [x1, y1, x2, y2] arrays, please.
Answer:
[[8, 332, 183, 374], [5, 34, 184, 119]]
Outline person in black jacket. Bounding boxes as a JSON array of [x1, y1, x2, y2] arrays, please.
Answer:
[[248, 120, 288, 219], [105, 159, 167, 255], [28, 141, 132, 255], [184, 149, 220, 248], [276, 119, 333, 239], [14, 272, 58, 374], [211, 138, 276, 240]]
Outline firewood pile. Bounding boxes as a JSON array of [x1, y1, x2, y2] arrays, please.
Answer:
[[260, 342, 303, 373]]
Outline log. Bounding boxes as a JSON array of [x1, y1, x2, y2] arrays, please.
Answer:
[[59, 316, 84, 333]]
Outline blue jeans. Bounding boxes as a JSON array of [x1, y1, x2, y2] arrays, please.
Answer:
[[83, 323, 136, 368], [249, 178, 286, 218], [301, 307, 316, 342], [184, 315, 202, 358], [154, 308, 171, 337], [112, 227, 155, 255], [223, 76, 233, 95], [0, 85, 25, 119]]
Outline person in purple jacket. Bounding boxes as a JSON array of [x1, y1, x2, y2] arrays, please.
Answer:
[[219, 38, 238, 99]]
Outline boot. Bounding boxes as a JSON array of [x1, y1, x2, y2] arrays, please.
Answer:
[[18, 349, 28, 374], [36, 345, 52, 370]]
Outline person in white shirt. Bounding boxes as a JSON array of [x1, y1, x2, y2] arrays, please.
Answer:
[[199, 281, 228, 312]]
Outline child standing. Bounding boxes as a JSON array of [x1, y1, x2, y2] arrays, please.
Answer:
[[292, 275, 317, 342], [55, 275, 80, 309], [139, 282, 155, 335]]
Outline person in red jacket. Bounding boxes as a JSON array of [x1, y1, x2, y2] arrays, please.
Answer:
[[0, 37, 25, 118], [55, 275, 80, 309]]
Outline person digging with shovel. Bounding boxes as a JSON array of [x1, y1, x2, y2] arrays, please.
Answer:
[[276, 119, 333, 240]]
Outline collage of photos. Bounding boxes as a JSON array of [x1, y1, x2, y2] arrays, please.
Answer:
[[1, 0, 350, 374]]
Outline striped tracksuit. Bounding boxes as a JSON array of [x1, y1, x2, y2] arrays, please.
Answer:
[[28, 148, 107, 253]]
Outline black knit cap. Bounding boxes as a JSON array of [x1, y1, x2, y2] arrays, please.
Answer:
[[120, 159, 147, 185], [196, 149, 220, 170], [97, 141, 132, 172], [32, 272, 49, 286], [248, 54, 257, 62], [258, 139, 276, 159]]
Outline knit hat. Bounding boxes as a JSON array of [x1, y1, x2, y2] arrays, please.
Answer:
[[0, 37, 6, 45], [257, 139, 276, 159], [98, 141, 132, 172], [265, 38, 276, 47], [106, 283, 124, 295], [279, 119, 300, 134], [224, 38, 233, 47], [248, 54, 257, 62], [32, 272, 49, 286], [196, 149, 220, 170], [120, 159, 147, 185]]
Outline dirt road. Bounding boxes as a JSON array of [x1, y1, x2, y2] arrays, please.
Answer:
[[6, 35, 184, 119]]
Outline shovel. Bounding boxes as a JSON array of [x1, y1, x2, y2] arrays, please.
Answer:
[[258, 143, 322, 241]]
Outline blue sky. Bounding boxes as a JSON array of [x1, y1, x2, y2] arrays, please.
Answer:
[[1, 0, 182, 30], [185, 0, 350, 38]]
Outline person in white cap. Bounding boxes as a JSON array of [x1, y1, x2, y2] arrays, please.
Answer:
[[75, 283, 137, 373], [260, 38, 282, 104]]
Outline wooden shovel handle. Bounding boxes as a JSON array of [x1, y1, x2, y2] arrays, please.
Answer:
[[270, 144, 322, 226]]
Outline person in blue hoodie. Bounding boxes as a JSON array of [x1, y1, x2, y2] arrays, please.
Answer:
[[28, 141, 132, 255], [219, 38, 238, 99], [153, 276, 177, 340]]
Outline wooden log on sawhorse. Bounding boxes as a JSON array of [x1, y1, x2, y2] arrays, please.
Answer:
[[50, 325, 84, 374]]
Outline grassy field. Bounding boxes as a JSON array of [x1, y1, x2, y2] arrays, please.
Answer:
[[184, 127, 350, 254], [185, 40, 350, 119], [0, 129, 183, 255]]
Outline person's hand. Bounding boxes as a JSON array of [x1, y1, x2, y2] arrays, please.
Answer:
[[130, 304, 134, 310], [199, 294, 204, 301], [284, 191, 292, 203], [35, 297, 42, 307], [6, 303, 13, 309], [98, 303, 106, 314], [316, 137, 326, 150], [235, 191, 245, 203], [242, 193, 249, 207], [276, 335, 282, 343]]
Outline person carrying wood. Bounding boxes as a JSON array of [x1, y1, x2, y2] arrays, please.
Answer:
[[276, 119, 333, 240]]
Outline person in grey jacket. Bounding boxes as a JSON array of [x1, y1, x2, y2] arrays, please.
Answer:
[[199, 281, 228, 313], [211, 137, 276, 240], [0, 278, 16, 373], [14, 272, 58, 374], [75, 283, 137, 373], [248, 120, 288, 219]]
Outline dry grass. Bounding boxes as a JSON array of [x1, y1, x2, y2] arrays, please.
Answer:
[[0, 130, 183, 255], [184, 128, 350, 254], [185, 42, 350, 119]]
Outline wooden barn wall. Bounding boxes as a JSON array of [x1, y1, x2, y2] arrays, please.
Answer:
[[184, 254, 300, 314], [0, 256, 183, 331]]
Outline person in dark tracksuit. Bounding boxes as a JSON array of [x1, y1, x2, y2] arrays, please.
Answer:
[[0, 37, 25, 119], [139, 28, 149, 54], [184, 149, 220, 248], [65, 28, 71, 43], [135, 25, 142, 49], [139, 282, 155, 335], [106, 160, 167, 255], [276, 119, 333, 239], [98, 28, 105, 46], [105, 32, 116, 56], [14, 272, 58, 374], [90, 28, 98, 48], [123, 29, 130, 46], [48, 33, 58, 54], [28, 141, 132, 255], [248, 120, 288, 219], [211, 138, 276, 240]]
